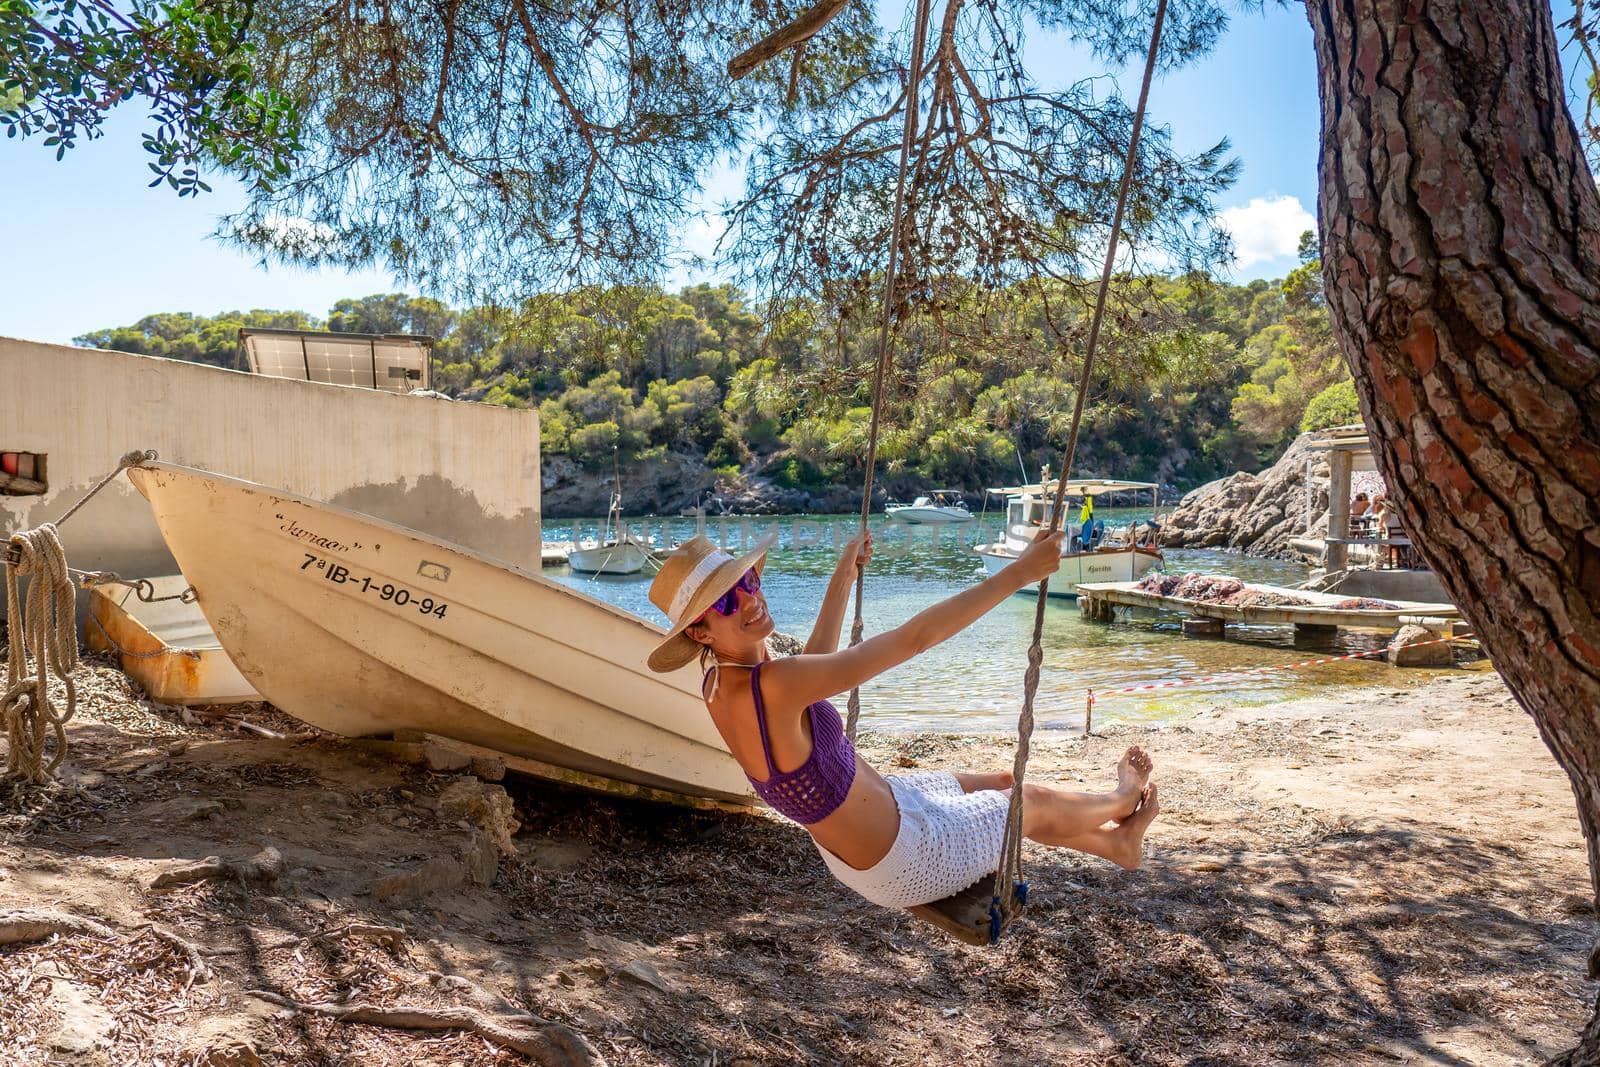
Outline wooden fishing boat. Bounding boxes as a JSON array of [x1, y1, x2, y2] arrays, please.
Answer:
[[972, 478, 1164, 598], [85, 576, 260, 706], [569, 450, 658, 575], [126, 462, 755, 807], [567, 536, 655, 575]]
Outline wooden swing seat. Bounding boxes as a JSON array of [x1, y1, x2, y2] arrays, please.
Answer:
[[905, 879, 1027, 947]]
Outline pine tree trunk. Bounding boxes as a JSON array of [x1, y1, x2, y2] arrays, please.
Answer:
[[1307, 0, 1600, 1059]]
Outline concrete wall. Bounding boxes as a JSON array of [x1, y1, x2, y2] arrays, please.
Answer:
[[1, 337, 539, 588], [1326, 568, 1451, 604]]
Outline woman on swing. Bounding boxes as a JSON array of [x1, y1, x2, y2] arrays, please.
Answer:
[[646, 527, 1160, 911]]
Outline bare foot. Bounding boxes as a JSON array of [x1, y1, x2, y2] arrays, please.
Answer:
[[1107, 784, 1160, 870], [1115, 746, 1154, 816]]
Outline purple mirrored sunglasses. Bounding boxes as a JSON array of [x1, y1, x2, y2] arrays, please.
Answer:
[[698, 568, 760, 621]]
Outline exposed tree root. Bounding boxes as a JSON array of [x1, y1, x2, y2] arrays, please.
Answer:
[[321, 922, 408, 952], [129, 923, 214, 987], [247, 989, 604, 1066], [148, 846, 284, 890], [0, 909, 116, 946]]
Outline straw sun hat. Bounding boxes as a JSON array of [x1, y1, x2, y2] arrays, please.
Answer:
[[646, 532, 779, 673]]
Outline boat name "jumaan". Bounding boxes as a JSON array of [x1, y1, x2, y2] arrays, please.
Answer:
[[278, 517, 348, 552]]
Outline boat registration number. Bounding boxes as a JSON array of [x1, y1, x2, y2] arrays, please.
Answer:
[[301, 554, 449, 618]]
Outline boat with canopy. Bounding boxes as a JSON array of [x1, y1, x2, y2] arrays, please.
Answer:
[[972, 478, 1164, 598]]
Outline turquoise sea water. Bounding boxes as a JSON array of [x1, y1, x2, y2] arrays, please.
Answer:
[[545, 510, 1454, 732]]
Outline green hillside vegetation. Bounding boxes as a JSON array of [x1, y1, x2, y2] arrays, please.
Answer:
[[75, 244, 1352, 493]]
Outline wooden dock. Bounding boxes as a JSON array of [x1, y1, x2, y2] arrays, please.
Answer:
[[1076, 579, 1459, 635]]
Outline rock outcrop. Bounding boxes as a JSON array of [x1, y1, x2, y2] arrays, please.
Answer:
[[540, 452, 714, 518], [1163, 433, 1332, 558]]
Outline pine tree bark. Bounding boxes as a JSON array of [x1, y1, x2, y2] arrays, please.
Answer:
[[1307, 0, 1600, 1058]]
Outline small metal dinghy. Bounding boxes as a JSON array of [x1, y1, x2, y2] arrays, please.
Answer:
[[86, 576, 260, 706], [127, 462, 755, 808]]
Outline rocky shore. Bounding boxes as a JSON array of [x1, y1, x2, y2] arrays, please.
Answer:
[[1163, 431, 1346, 558], [0, 661, 1586, 1065], [540, 453, 867, 519]]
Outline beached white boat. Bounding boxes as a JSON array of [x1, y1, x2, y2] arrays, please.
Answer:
[[972, 479, 1164, 598], [885, 491, 974, 524], [126, 462, 754, 806]]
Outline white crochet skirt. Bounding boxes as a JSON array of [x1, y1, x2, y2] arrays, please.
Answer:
[[815, 771, 1009, 909]]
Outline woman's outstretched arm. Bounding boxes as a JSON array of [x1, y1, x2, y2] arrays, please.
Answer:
[[804, 531, 872, 655], [768, 530, 1064, 710]]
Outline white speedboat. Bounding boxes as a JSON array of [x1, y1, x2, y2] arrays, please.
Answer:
[[126, 462, 754, 806], [885, 490, 974, 524], [972, 478, 1164, 598]]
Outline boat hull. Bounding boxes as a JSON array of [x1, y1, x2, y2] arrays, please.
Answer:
[[127, 463, 754, 805], [973, 544, 1163, 598], [568, 541, 652, 575], [885, 506, 973, 524]]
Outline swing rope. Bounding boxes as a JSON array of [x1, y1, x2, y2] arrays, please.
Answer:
[[845, 0, 934, 742], [988, 0, 1169, 936], [810, 0, 1167, 942]]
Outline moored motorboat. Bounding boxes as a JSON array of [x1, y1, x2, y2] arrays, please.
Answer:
[[972, 478, 1164, 597], [885, 490, 974, 524], [126, 461, 754, 806]]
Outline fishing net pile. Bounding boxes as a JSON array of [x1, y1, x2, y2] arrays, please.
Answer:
[[1136, 573, 1403, 612], [1227, 588, 1315, 608], [1135, 572, 1313, 607]]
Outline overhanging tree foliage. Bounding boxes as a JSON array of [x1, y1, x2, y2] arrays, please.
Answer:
[[727, 0, 1238, 313], [3, 0, 1238, 311], [0, 0, 299, 194]]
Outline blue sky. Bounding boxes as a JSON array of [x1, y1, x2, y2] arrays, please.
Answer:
[[2, 3, 1324, 345]]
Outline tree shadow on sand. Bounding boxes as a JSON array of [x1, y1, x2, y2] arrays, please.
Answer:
[[2, 715, 1592, 1064]]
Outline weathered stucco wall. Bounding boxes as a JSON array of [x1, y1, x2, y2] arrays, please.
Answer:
[[1, 337, 540, 585]]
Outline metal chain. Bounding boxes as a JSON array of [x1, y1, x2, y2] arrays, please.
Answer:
[[75, 571, 197, 605], [84, 611, 202, 662]]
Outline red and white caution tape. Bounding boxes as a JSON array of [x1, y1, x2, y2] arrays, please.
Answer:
[[1088, 630, 1475, 711]]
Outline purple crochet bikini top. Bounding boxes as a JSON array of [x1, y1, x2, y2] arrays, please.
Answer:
[[742, 661, 857, 825]]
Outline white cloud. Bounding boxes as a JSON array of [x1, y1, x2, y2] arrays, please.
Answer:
[[1215, 195, 1316, 270], [681, 215, 725, 261], [245, 213, 339, 254]]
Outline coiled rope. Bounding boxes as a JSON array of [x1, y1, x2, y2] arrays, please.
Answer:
[[2, 449, 158, 783], [3, 525, 78, 784]]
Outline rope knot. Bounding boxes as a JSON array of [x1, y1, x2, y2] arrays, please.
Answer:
[[119, 449, 158, 469]]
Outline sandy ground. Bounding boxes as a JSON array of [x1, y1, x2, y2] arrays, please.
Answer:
[[0, 659, 1592, 1066]]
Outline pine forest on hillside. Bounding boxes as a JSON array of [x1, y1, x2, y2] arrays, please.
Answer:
[[76, 243, 1356, 497]]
